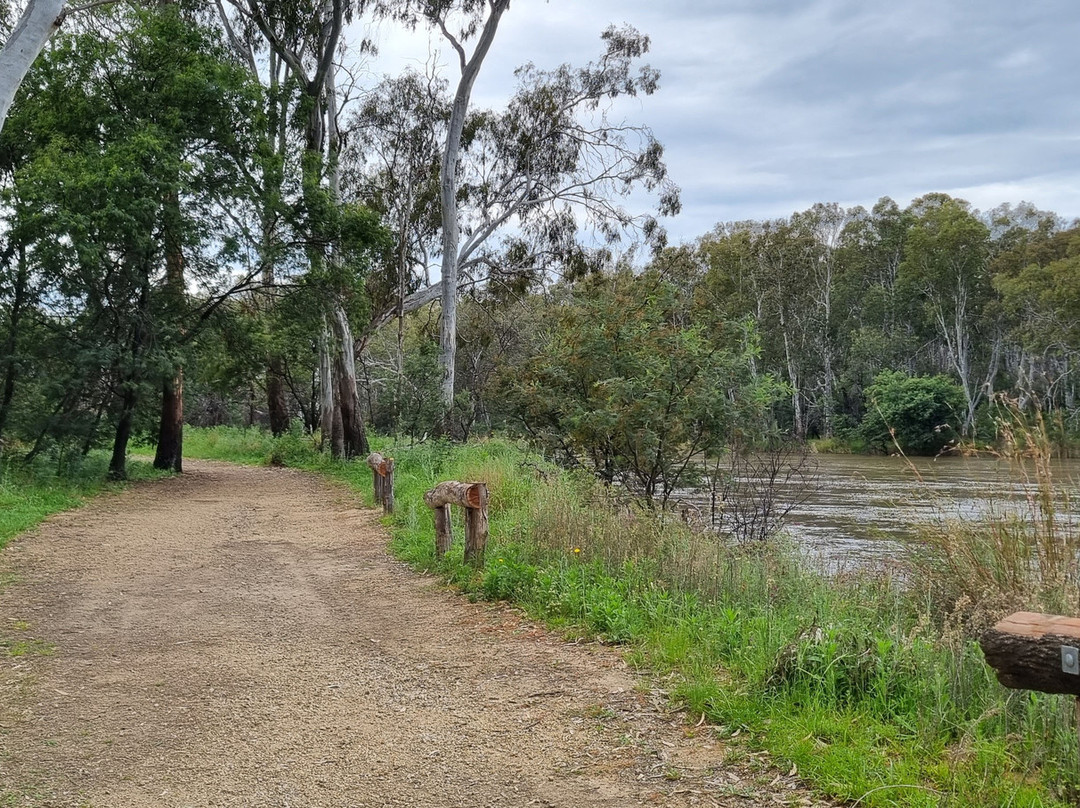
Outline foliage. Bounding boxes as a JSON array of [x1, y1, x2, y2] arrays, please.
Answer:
[[0, 4, 261, 475], [859, 371, 967, 455], [504, 268, 780, 504]]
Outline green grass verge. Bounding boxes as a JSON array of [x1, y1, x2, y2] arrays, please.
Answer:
[[183, 426, 1077, 808], [0, 453, 168, 550]]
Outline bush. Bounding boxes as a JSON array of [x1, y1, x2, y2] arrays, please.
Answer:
[[859, 371, 966, 455]]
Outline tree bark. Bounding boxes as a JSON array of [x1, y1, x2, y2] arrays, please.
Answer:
[[108, 384, 137, 481], [980, 611, 1080, 696], [0, 0, 66, 133], [152, 370, 184, 472], [318, 319, 342, 458], [109, 270, 150, 481], [154, 187, 185, 472], [267, 359, 289, 435], [332, 303, 368, 458], [0, 246, 29, 455]]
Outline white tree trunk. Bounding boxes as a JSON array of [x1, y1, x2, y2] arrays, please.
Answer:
[[318, 318, 338, 455], [0, 0, 66, 132], [438, 0, 510, 412]]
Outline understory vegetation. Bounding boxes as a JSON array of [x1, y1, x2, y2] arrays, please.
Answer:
[[183, 425, 1080, 808]]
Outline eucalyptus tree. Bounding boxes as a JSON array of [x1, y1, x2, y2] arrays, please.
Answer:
[[214, 0, 303, 437], [454, 25, 679, 281], [223, 0, 379, 458], [0, 0, 66, 132], [0, 0, 135, 134], [788, 203, 859, 437], [992, 218, 1080, 413], [900, 194, 997, 434], [382, 20, 680, 425], [391, 0, 510, 414], [344, 67, 447, 422]]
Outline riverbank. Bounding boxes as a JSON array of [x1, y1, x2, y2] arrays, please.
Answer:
[[184, 427, 1078, 807]]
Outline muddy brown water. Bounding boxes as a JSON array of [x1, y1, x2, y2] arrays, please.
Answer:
[[684, 454, 1080, 570]]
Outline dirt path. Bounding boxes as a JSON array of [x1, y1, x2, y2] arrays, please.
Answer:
[[0, 461, 829, 807]]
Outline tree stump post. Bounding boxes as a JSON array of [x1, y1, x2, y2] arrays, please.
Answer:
[[383, 457, 395, 514], [424, 481, 489, 567], [434, 504, 453, 557], [464, 483, 489, 568], [366, 452, 394, 514]]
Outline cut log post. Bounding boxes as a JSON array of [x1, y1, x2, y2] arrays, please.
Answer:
[[424, 481, 488, 566], [980, 611, 1080, 696], [433, 504, 452, 557], [423, 481, 484, 509], [366, 452, 394, 514], [383, 457, 395, 514], [464, 483, 489, 568]]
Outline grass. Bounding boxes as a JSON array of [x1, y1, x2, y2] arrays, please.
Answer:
[[0, 451, 169, 550], [183, 425, 1078, 807]]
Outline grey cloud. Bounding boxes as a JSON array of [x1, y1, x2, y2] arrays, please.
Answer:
[[361, 0, 1080, 242]]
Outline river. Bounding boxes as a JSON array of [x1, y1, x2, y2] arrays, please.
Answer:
[[684, 453, 1080, 571]]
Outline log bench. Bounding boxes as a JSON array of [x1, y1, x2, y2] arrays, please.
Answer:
[[980, 611, 1080, 696]]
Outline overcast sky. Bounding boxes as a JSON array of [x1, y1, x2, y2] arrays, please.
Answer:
[[360, 0, 1080, 244]]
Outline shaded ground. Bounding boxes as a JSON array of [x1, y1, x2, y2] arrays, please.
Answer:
[[0, 461, 832, 807]]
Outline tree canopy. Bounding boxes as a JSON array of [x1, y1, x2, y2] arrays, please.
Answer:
[[1, 1, 1079, 490]]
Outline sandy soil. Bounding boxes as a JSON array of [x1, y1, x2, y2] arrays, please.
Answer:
[[0, 461, 832, 807]]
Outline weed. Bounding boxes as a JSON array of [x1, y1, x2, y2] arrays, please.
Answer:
[[2, 638, 54, 657]]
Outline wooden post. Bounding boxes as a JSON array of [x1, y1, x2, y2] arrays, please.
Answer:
[[424, 481, 488, 565], [366, 452, 394, 514], [383, 457, 395, 514], [434, 504, 452, 557], [464, 482, 489, 568]]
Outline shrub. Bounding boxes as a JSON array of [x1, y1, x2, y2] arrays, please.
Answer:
[[859, 371, 966, 455]]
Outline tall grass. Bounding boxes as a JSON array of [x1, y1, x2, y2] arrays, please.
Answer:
[[183, 427, 1077, 807], [912, 405, 1080, 623]]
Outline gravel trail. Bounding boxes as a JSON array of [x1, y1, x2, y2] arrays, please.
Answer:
[[0, 461, 830, 807]]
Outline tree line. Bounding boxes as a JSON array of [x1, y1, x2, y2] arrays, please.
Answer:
[[0, 2, 1077, 494], [0, 0, 675, 478], [355, 194, 1080, 486]]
